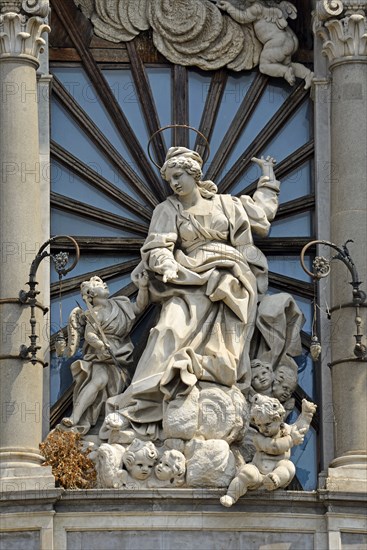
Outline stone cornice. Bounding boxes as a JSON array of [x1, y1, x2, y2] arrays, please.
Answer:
[[1, 486, 366, 510], [0, 0, 49, 17], [313, 1, 367, 62], [0, 3, 50, 63]]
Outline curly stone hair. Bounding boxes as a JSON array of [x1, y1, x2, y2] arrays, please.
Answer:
[[161, 153, 217, 199], [80, 276, 109, 301], [123, 438, 159, 469], [250, 394, 286, 425]]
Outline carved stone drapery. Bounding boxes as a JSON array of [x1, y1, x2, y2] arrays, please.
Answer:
[[313, 0, 367, 62]]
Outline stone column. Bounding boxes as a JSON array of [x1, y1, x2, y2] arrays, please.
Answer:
[[0, 0, 54, 490], [313, 0, 367, 492]]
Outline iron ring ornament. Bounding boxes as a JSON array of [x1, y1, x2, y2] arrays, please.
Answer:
[[18, 235, 80, 366], [147, 125, 211, 169], [300, 239, 367, 362]]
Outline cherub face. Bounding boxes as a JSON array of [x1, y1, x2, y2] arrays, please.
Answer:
[[273, 380, 293, 401], [92, 284, 109, 305], [256, 419, 282, 437], [155, 457, 174, 481], [127, 450, 155, 480], [251, 365, 273, 391], [273, 367, 295, 401]]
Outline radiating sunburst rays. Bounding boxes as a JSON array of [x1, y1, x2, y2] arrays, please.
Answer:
[[49, 0, 317, 488]]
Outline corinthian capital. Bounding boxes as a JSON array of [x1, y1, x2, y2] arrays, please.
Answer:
[[1, 1, 49, 16], [314, 0, 345, 21], [314, 1, 367, 62], [0, 0, 50, 63]]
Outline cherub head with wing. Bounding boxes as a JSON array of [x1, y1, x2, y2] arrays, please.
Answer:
[[80, 276, 109, 305]]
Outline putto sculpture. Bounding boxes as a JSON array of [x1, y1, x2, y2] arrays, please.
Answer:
[[250, 359, 297, 418], [74, 0, 313, 88], [218, 0, 313, 88], [59, 273, 149, 435], [55, 140, 315, 502], [220, 394, 316, 506]]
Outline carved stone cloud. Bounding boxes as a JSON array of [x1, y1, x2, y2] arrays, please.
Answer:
[[74, 0, 313, 86]]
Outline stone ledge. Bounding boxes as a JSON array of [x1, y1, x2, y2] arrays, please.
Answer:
[[1, 489, 365, 550], [1, 487, 366, 511]]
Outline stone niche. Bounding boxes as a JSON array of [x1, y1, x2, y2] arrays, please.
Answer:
[[51, 149, 317, 506]]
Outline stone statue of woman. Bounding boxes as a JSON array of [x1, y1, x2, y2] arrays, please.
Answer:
[[100, 146, 281, 442]]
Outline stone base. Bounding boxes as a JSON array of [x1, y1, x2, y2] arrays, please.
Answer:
[[0, 466, 55, 493], [326, 452, 367, 493], [0, 489, 366, 550], [326, 466, 367, 493]]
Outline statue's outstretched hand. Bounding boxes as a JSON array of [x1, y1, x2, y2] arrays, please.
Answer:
[[163, 269, 178, 283], [136, 270, 150, 289], [251, 155, 276, 169], [301, 398, 317, 415], [252, 155, 277, 180], [290, 425, 307, 446]]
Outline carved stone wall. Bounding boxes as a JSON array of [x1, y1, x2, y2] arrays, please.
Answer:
[[1, 489, 366, 550]]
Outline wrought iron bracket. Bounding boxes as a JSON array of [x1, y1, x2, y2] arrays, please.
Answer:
[[18, 235, 80, 366], [300, 239, 366, 361]]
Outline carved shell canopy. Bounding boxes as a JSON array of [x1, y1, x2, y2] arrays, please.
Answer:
[[75, 0, 263, 71]]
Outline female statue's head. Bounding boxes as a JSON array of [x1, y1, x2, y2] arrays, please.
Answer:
[[161, 147, 202, 181], [161, 147, 217, 199]]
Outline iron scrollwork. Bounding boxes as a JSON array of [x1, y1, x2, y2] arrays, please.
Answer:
[[18, 235, 80, 366], [300, 239, 367, 361]]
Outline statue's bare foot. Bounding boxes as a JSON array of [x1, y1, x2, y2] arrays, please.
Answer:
[[263, 472, 281, 491], [220, 495, 235, 507], [284, 67, 296, 86], [105, 412, 126, 430], [61, 417, 74, 427], [304, 71, 314, 90]]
